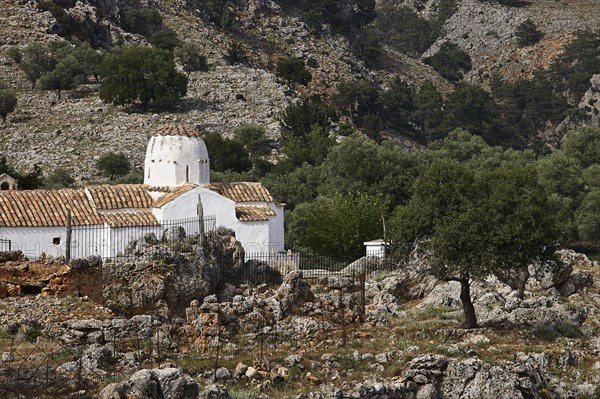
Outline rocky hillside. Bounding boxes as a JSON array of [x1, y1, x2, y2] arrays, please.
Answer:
[[1, 0, 599, 179], [0, 244, 599, 398]]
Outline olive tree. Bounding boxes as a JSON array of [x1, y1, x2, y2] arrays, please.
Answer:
[[391, 160, 559, 328]]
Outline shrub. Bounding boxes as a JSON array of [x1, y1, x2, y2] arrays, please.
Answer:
[[150, 28, 182, 51], [515, 18, 543, 46], [122, 8, 163, 36], [223, 42, 248, 65], [96, 152, 131, 180], [275, 56, 312, 86], [0, 89, 18, 123], [424, 42, 472, 83]]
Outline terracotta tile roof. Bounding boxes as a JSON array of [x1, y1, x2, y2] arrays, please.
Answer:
[[149, 124, 203, 138], [102, 211, 159, 227], [0, 189, 103, 227], [207, 182, 274, 203], [235, 205, 276, 222], [153, 184, 197, 208], [86, 185, 153, 210]]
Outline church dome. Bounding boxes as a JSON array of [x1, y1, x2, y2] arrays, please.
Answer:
[[144, 125, 210, 187]]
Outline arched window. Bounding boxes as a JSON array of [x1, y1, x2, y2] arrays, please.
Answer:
[[0, 182, 10, 190]]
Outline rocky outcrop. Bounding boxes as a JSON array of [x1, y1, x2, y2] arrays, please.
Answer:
[[99, 368, 199, 399], [102, 234, 221, 317]]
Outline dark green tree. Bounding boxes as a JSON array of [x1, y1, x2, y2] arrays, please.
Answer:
[[391, 160, 559, 327], [423, 42, 472, 83], [174, 43, 208, 77], [203, 132, 252, 172], [233, 124, 268, 155], [38, 55, 83, 99], [44, 168, 75, 188], [275, 57, 312, 86], [381, 77, 414, 136], [98, 46, 187, 110], [37, 1, 73, 37], [515, 18, 544, 46], [96, 152, 131, 180], [412, 80, 445, 142], [19, 43, 56, 89], [0, 89, 17, 123], [223, 42, 248, 65], [288, 192, 389, 258], [575, 190, 600, 244], [443, 82, 504, 145], [122, 8, 163, 36], [561, 125, 600, 169], [280, 95, 337, 167], [332, 80, 380, 127], [150, 28, 183, 51]]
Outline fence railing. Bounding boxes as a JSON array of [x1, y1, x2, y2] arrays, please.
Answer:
[[70, 216, 216, 261], [0, 295, 376, 399], [223, 249, 395, 286], [0, 238, 10, 252]]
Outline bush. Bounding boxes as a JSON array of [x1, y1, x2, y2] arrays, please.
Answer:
[[515, 18, 543, 46], [37, 1, 73, 37], [223, 42, 248, 65], [98, 45, 187, 111], [424, 42, 472, 83], [0, 89, 17, 123], [275, 57, 312, 86], [150, 28, 182, 51], [96, 152, 131, 180], [122, 8, 162, 36]]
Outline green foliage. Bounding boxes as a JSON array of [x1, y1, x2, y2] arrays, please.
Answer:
[[44, 168, 75, 188], [275, 57, 312, 86], [38, 55, 82, 99], [202, 0, 238, 28], [37, 1, 73, 37], [20, 42, 56, 89], [548, 30, 600, 102], [233, 124, 268, 155], [174, 43, 208, 77], [116, 169, 144, 184], [561, 125, 600, 168], [280, 95, 337, 167], [0, 89, 17, 123], [150, 28, 183, 51], [288, 192, 389, 258], [412, 80, 445, 141], [98, 45, 187, 110], [576, 189, 600, 244], [492, 73, 569, 148], [381, 77, 414, 137], [203, 132, 252, 172], [302, 0, 375, 36], [423, 42, 472, 83], [332, 80, 380, 127], [353, 32, 383, 68], [96, 152, 131, 180], [224, 42, 248, 65], [7, 46, 22, 64], [443, 82, 504, 145], [369, 5, 437, 57], [515, 18, 543, 46], [122, 8, 163, 36], [262, 163, 322, 210], [391, 148, 560, 326]]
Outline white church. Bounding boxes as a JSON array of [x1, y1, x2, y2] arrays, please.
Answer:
[[0, 125, 285, 259]]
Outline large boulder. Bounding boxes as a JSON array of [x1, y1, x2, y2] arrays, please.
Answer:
[[274, 271, 315, 318], [99, 368, 199, 399]]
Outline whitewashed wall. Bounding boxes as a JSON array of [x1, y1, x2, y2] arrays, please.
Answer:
[[0, 226, 67, 259]]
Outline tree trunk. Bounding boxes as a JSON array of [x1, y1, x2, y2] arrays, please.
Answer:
[[516, 266, 529, 300], [459, 278, 477, 329]]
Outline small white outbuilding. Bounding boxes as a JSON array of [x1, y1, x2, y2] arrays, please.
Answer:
[[0, 125, 285, 259]]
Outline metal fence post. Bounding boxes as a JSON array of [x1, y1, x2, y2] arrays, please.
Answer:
[[65, 209, 72, 263]]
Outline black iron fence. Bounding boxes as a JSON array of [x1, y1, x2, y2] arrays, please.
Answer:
[[0, 238, 11, 251], [223, 249, 396, 286], [0, 301, 378, 399], [70, 216, 216, 261]]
